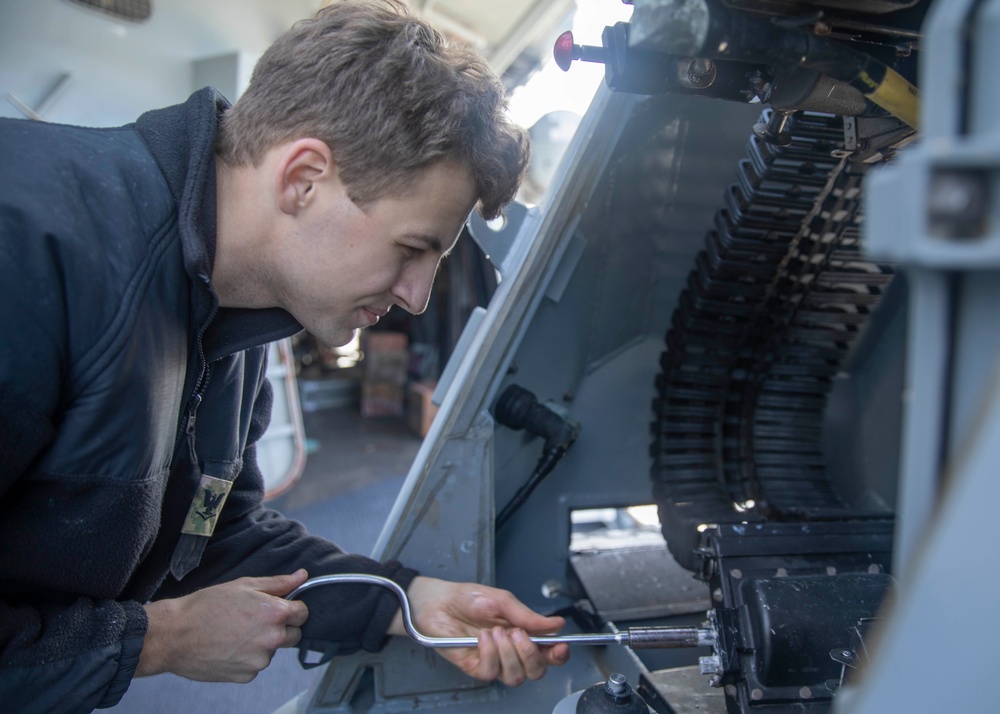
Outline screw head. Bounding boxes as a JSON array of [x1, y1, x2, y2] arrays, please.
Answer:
[[677, 57, 717, 89]]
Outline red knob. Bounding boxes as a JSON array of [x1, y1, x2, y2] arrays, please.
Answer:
[[553, 30, 575, 72]]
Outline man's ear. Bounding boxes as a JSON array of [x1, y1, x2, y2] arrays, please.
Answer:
[[274, 138, 335, 216]]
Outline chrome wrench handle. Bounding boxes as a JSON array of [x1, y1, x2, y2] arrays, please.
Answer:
[[286, 573, 481, 648]]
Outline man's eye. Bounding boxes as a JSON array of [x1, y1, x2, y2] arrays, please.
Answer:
[[402, 245, 422, 258]]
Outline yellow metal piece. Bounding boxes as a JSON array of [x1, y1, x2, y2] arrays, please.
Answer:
[[863, 66, 921, 130]]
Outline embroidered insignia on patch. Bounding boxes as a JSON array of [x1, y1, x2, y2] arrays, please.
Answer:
[[181, 474, 233, 537]]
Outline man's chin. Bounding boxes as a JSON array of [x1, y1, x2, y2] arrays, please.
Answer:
[[314, 327, 359, 349]]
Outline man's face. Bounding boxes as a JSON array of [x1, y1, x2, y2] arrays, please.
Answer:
[[275, 159, 477, 347]]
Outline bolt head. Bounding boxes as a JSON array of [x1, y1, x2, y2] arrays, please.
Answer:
[[605, 673, 628, 696], [699, 655, 723, 675]]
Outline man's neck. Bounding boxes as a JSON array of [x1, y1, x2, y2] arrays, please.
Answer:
[[213, 156, 273, 310]]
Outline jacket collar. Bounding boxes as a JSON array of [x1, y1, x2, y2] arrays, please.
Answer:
[[134, 88, 302, 360]]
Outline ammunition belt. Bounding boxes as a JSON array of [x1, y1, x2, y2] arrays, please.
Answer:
[[650, 110, 893, 570]]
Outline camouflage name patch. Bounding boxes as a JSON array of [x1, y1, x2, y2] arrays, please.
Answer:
[[181, 474, 233, 537]]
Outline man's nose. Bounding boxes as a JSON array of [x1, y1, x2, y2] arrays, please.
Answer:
[[392, 261, 438, 315]]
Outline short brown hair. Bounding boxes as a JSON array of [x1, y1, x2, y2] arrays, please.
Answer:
[[216, 0, 528, 219]]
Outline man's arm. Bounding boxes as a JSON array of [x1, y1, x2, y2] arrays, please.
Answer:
[[0, 208, 147, 710], [0, 345, 148, 712]]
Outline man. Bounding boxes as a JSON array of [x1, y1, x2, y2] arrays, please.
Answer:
[[0, 1, 569, 711]]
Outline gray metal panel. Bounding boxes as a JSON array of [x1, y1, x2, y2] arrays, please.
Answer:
[[844, 2, 1000, 713], [495, 338, 669, 614], [863, 0, 1000, 577], [823, 278, 906, 514], [492, 95, 760, 614], [642, 666, 727, 714], [836, 337, 1000, 714], [570, 546, 711, 620]]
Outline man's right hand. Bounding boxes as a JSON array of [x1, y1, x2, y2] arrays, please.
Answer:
[[137, 569, 310, 683]]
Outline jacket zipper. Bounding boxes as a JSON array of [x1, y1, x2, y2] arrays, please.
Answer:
[[177, 301, 218, 467]]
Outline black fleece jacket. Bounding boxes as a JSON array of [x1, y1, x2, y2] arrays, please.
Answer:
[[0, 88, 417, 713]]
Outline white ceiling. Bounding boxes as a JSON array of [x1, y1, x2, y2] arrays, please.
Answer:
[[0, 0, 573, 127]]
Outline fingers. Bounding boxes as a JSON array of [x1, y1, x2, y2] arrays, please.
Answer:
[[458, 584, 566, 634], [410, 579, 572, 688], [255, 568, 309, 596], [247, 569, 310, 628], [494, 627, 528, 686], [466, 627, 560, 687], [284, 597, 310, 628], [543, 642, 570, 667], [240, 580, 308, 630], [283, 625, 303, 649], [138, 571, 315, 684], [466, 589, 569, 683], [476, 586, 567, 635], [473, 629, 500, 681]]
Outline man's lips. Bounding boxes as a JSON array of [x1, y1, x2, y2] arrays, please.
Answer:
[[362, 306, 387, 326]]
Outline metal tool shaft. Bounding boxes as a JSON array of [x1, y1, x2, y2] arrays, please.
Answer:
[[286, 574, 714, 649]]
